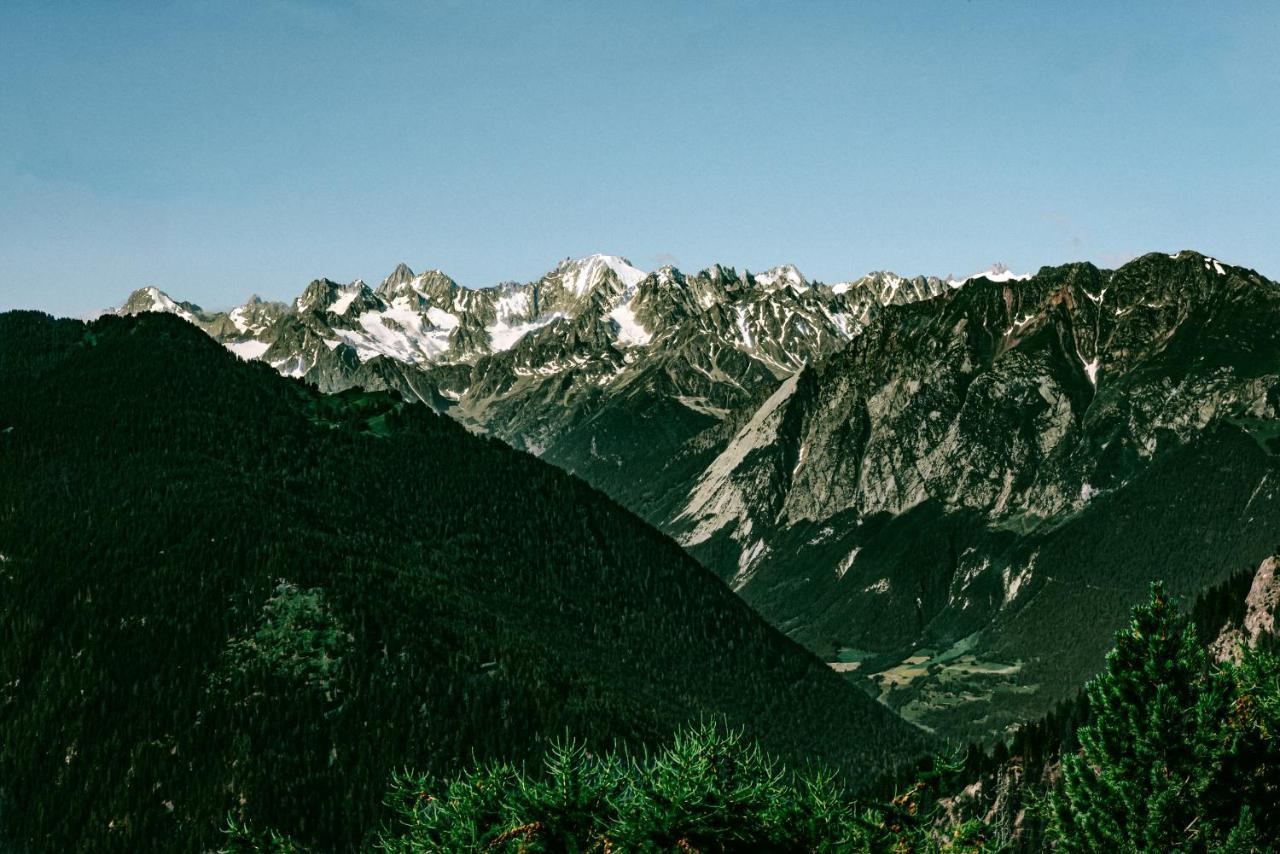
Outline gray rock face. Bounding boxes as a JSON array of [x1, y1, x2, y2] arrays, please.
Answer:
[[1211, 555, 1280, 662], [660, 252, 1280, 738]]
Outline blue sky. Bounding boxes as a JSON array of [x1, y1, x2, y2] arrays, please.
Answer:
[[2, 1, 1277, 316]]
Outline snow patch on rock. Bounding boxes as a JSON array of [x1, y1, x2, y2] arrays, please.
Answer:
[[225, 340, 270, 361], [609, 301, 651, 346], [835, 547, 860, 580]]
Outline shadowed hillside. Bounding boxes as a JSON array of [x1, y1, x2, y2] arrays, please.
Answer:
[[0, 311, 927, 852]]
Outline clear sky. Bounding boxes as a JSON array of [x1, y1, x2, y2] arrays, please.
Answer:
[[2, 1, 1277, 316]]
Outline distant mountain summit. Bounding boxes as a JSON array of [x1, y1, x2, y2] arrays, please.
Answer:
[[118, 285, 204, 322]]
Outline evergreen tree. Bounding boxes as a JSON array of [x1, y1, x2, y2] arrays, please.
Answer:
[[375, 722, 998, 852], [1210, 648, 1280, 845], [1051, 583, 1231, 851]]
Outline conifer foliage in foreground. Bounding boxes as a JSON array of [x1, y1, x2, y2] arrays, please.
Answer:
[[227, 722, 991, 852], [378, 724, 994, 853], [225, 585, 1280, 852]]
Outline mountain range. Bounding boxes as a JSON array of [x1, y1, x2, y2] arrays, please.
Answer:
[[115, 254, 973, 449], [117, 250, 1280, 740]]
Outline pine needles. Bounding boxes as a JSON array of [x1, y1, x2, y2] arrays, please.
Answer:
[[379, 721, 987, 853]]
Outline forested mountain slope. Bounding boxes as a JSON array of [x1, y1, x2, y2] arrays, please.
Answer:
[[0, 311, 927, 852]]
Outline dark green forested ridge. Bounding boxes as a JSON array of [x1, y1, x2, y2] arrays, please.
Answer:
[[0, 311, 927, 852], [229, 587, 1280, 852]]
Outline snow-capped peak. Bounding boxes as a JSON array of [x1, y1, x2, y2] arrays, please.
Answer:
[[128, 286, 163, 311], [110, 250, 1001, 400], [141, 286, 177, 312], [956, 263, 1030, 285], [553, 254, 647, 297], [829, 271, 905, 300], [755, 265, 807, 290], [117, 286, 200, 323]]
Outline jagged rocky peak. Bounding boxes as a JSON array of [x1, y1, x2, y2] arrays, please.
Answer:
[[237, 293, 289, 314], [646, 265, 687, 292], [226, 295, 288, 338], [373, 264, 459, 306], [1158, 249, 1239, 278], [960, 262, 1031, 284], [834, 270, 905, 298], [700, 262, 741, 285], [1166, 249, 1211, 264], [1098, 250, 1267, 315], [646, 262, 746, 290], [827, 270, 945, 307], [119, 286, 172, 313], [293, 278, 381, 317], [336, 280, 383, 317], [117, 286, 203, 322], [414, 270, 461, 306], [547, 254, 646, 298], [382, 262, 415, 289], [753, 264, 807, 291], [295, 278, 344, 313]]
